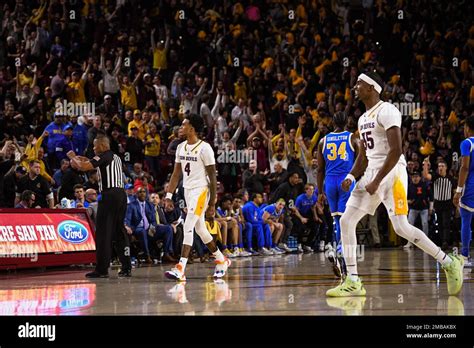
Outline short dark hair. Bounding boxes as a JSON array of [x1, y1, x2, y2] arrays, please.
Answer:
[[289, 171, 299, 179], [73, 184, 84, 191], [20, 190, 35, 202], [186, 114, 204, 134], [364, 71, 384, 91], [220, 195, 233, 205], [251, 192, 262, 201], [465, 116, 474, 131], [333, 111, 348, 129]]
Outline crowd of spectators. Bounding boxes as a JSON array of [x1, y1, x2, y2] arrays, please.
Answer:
[[0, 0, 472, 262]]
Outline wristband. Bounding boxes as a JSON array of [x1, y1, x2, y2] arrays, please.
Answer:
[[456, 186, 463, 193], [165, 192, 173, 200], [345, 174, 356, 183]]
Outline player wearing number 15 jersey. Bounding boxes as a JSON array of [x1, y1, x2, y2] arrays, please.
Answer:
[[326, 71, 463, 298], [164, 114, 231, 282]]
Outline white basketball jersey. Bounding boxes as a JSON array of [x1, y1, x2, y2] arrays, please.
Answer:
[[176, 140, 216, 189], [358, 101, 406, 170]]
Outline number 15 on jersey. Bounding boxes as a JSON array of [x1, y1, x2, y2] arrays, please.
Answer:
[[361, 131, 374, 150]]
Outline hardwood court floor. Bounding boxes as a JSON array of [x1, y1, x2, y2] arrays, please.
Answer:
[[0, 249, 472, 315]]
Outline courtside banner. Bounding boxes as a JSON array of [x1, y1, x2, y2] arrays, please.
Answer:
[[0, 209, 95, 261]]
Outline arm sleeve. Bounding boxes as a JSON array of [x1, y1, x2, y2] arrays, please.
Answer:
[[90, 151, 112, 168], [34, 135, 44, 156], [377, 104, 402, 130], [175, 143, 182, 163], [41, 177, 52, 196], [269, 186, 283, 203], [148, 204, 157, 226], [41, 164, 53, 182], [16, 179, 24, 195], [124, 204, 132, 227], [460, 139, 472, 157], [201, 143, 216, 166], [294, 196, 302, 210], [241, 205, 248, 221], [265, 205, 275, 215]]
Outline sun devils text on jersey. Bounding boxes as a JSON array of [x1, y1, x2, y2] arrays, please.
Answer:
[[175, 140, 216, 189], [358, 100, 406, 169]]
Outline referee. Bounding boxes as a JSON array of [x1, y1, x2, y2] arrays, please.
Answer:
[[68, 136, 131, 278], [423, 159, 455, 249]]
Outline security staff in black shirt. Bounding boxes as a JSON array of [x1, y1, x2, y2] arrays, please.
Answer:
[[68, 135, 131, 278], [15, 160, 54, 208]]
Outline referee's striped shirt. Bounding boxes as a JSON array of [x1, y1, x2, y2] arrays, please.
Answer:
[[90, 150, 124, 191], [432, 174, 454, 201]]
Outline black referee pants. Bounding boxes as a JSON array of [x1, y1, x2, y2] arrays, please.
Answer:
[[95, 188, 131, 274], [435, 202, 453, 245]]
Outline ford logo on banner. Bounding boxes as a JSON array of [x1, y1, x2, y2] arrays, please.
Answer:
[[57, 221, 89, 244]]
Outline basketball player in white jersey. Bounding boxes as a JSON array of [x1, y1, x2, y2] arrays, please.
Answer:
[[164, 114, 231, 281], [326, 71, 464, 297]]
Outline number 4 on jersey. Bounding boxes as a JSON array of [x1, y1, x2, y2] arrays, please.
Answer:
[[184, 162, 191, 176]]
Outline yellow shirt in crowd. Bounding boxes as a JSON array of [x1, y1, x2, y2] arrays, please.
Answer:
[[127, 119, 147, 140], [21, 135, 53, 183], [67, 80, 86, 103], [153, 48, 168, 70], [120, 83, 138, 110], [144, 134, 161, 157]]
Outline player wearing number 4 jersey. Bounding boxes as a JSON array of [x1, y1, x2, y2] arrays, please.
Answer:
[[164, 114, 230, 282], [326, 71, 464, 297]]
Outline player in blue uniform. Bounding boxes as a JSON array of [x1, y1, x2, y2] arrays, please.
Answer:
[[317, 111, 359, 277], [453, 116, 474, 267], [262, 199, 286, 254], [242, 193, 274, 255]]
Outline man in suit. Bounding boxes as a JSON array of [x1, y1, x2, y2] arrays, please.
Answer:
[[149, 192, 177, 263], [85, 188, 98, 223], [125, 187, 174, 263]]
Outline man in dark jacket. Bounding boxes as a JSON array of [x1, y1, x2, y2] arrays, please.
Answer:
[[269, 171, 302, 251], [242, 159, 267, 195], [2, 166, 27, 207], [149, 192, 177, 263], [59, 167, 85, 200], [125, 188, 174, 263], [404, 171, 433, 248]]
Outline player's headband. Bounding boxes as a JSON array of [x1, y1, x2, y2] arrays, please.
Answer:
[[358, 73, 382, 94]]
